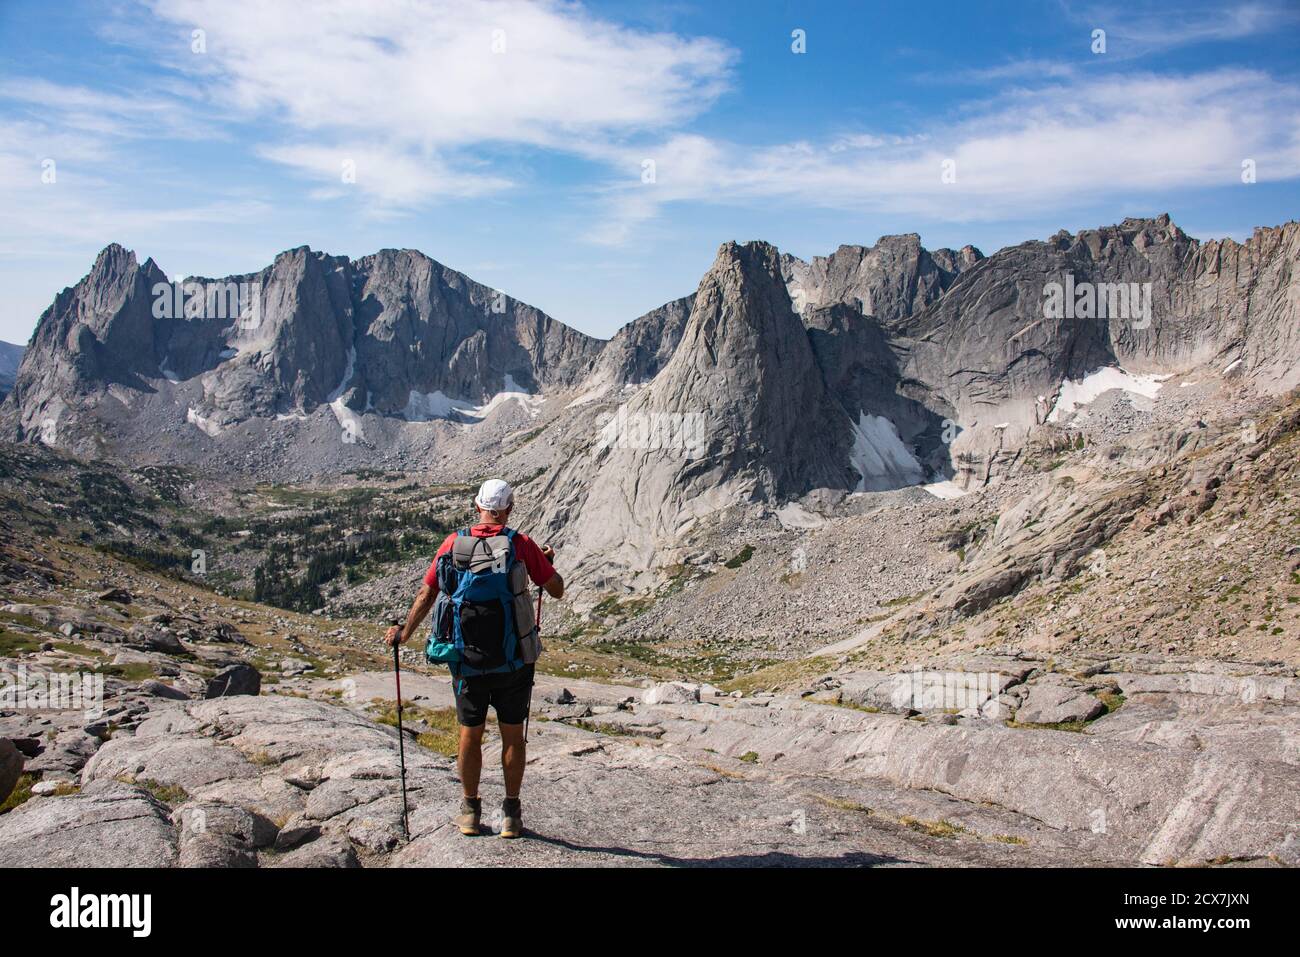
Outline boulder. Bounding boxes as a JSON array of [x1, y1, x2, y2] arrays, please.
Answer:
[[0, 738, 23, 804], [96, 588, 132, 604], [144, 629, 186, 655], [84, 731, 260, 794], [139, 680, 190, 700], [0, 779, 177, 867], [4, 603, 122, 633], [205, 623, 250, 645], [25, 730, 102, 775], [9, 737, 42, 758], [280, 658, 313, 675], [274, 819, 322, 851], [268, 835, 360, 868], [641, 681, 702, 706], [205, 663, 261, 698], [1015, 677, 1106, 725], [174, 801, 277, 868]]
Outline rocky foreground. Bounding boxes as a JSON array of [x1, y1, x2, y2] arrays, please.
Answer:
[[3, 651, 1296, 868]]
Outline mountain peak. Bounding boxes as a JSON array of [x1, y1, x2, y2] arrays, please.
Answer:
[[89, 242, 139, 277]]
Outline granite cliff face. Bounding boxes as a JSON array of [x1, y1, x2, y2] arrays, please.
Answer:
[[781, 232, 982, 321], [2, 244, 602, 442], [532, 241, 866, 582], [581, 293, 695, 394], [884, 216, 1300, 487]]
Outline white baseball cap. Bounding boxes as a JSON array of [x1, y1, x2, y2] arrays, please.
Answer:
[[474, 478, 514, 512]]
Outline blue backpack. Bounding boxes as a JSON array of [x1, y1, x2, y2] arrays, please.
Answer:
[[426, 528, 541, 678]]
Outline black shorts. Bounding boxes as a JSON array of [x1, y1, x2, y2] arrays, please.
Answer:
[[453, 665, 535, 727]]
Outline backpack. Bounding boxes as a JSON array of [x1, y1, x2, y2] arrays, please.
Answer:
[[425, 527, 541, 677]]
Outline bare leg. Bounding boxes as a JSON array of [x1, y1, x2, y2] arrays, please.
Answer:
[[458, 724, 485, 797], [499, 722, 526, 798]]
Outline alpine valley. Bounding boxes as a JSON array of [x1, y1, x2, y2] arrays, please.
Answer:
[[1, 215, 1297, 868]]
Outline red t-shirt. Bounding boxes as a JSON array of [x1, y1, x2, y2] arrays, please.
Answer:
[[423, 524, 556, 595]]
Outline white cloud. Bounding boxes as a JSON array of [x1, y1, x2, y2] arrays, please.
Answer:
[[1078, 0, 1291, 52], [586, 68, 1300, 241], [257, 142, 513, 207], [143, 0, 736, 209]]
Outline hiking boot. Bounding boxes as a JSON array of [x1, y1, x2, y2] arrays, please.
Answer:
[[500, 797, 523, 839], [456, 796, 482, 836]]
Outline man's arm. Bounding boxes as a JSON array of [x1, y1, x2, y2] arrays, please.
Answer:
[[539, 545, 564, 599], [385, 583, 436, 647]]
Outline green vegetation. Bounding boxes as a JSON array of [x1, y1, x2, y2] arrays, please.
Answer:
[[1217, 583, 1245, 603], [92, 661, 159, 682], [0, 774, 35, 814], [738, 751, 759, 764], [96, 540, 197, 576], [117, 777, 189, 805], [899, 817, 969, 839], [814, 794, 871, 814], [0, 630, 43, 656], [512, 426, 547, 447], [591, 637, 778, 683], [718, 654, 838, 695], [1095, 687, 1126, 715], [724, 545, 755, 569], [569, 718, 640, 737], [830, 698, 881, 714], [372, 701, 462, 756], [244, 486, 462, 612], [590, 593, 656, 622], [880, 591, 922, 608]]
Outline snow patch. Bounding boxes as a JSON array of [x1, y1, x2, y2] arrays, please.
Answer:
[[470, 375, 542, 421], [776, 503, 825, 529], [848, 413, 926, 492], [403, 389, 471, 422], [326, 347, 357, 403], [404, 374, 542, 423], [330, 397, 364, 440], [186, 407, 221, 437], [922, 479, 968, 500], [1047, 368, 1172, 423]]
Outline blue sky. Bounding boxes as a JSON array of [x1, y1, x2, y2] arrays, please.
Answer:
[[1, 0, 1298, 344]]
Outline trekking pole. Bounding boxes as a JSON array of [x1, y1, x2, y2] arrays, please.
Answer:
[[388, 619, 411, 843], [525, 586, 542, 744]]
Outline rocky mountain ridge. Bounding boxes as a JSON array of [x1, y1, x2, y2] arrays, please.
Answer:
[[3, 243, 601, 444], [4, 216, 1298, 587]]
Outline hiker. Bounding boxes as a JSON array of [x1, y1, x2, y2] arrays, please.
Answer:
[[385, 478, 564, 839]]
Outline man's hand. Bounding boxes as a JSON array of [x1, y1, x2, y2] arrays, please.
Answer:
[[540, 544, 555, 561], [387, 586, 435, 651]]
